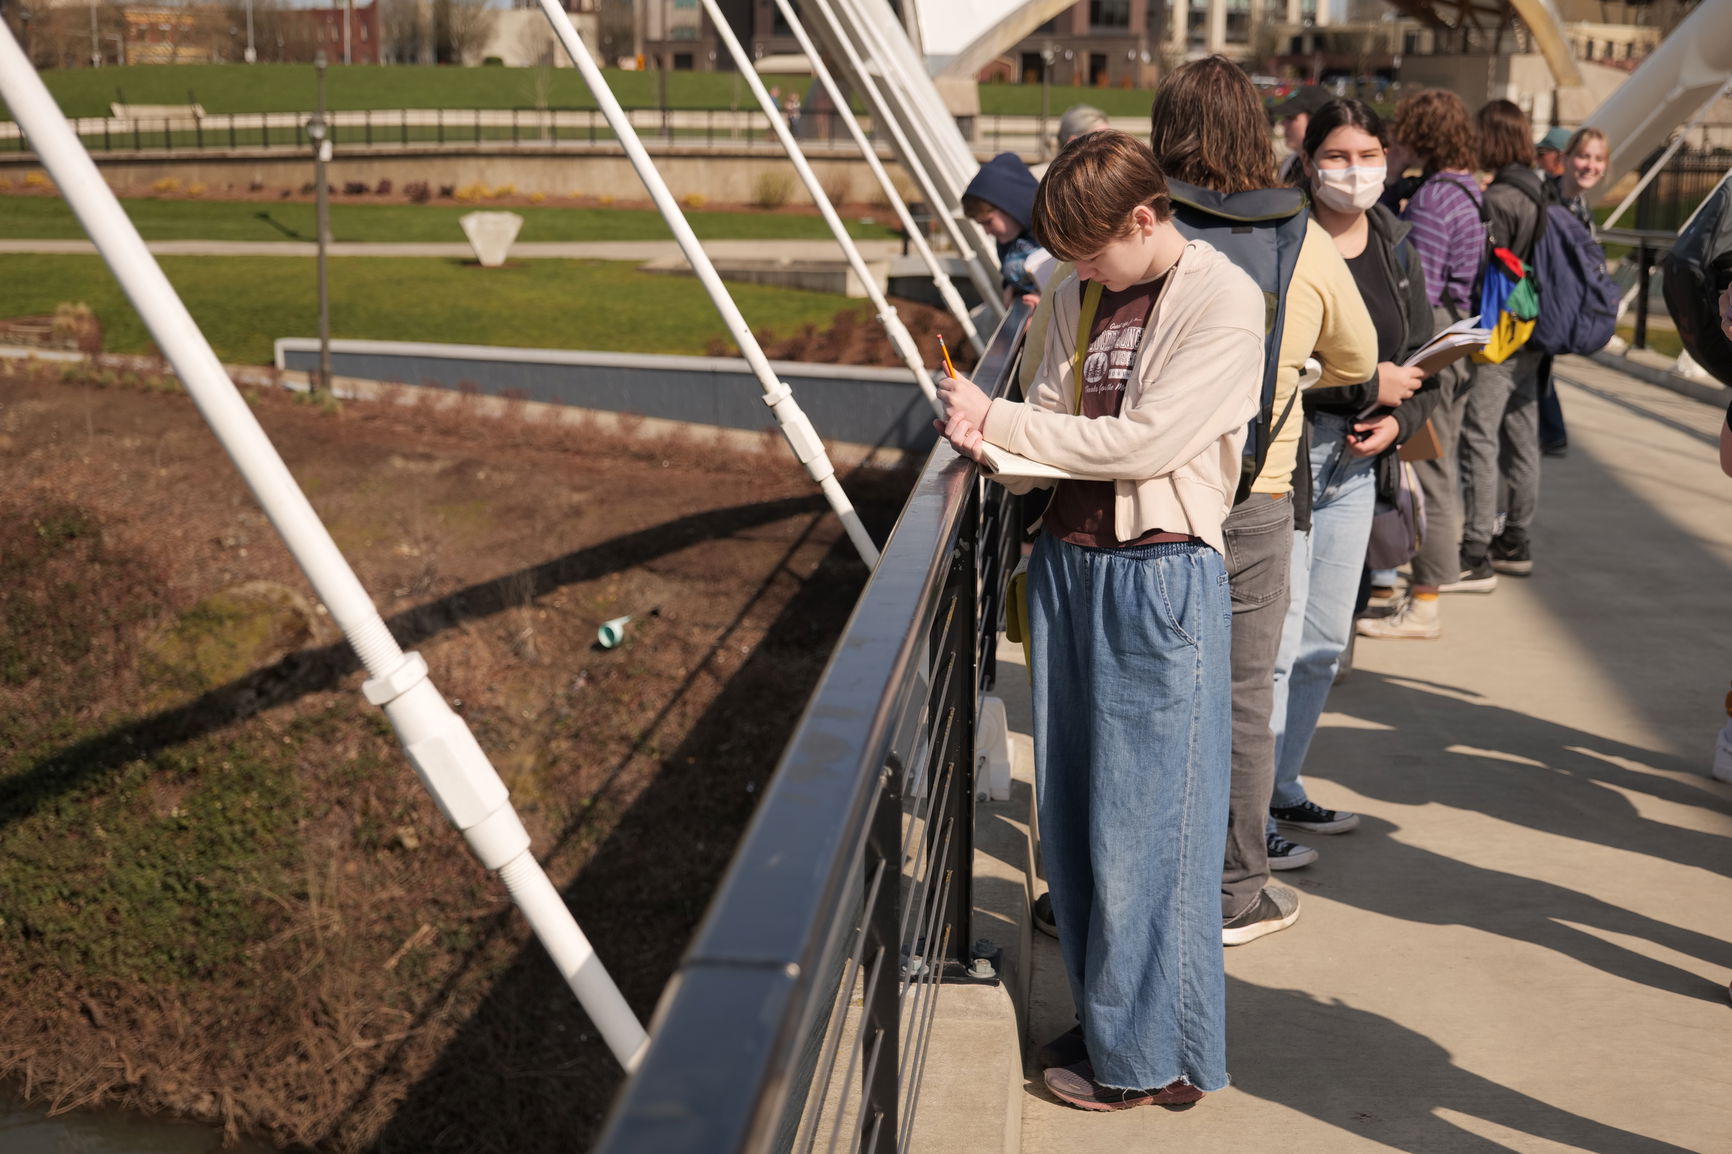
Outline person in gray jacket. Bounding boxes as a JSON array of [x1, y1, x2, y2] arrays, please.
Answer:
[[1454, 99, 1547, 588]]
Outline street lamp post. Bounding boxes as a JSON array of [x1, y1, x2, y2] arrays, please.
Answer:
[[306, 52, 332, 397], [1039, 43, 1056, 159], [243, 0, 255, 62]]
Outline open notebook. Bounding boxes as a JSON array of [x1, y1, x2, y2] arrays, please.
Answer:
[[1403, 315, 1490, 377]]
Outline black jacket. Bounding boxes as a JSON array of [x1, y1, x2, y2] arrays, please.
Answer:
[[1292, 204, 1441, 527], [1484, 163, 1547, 261]]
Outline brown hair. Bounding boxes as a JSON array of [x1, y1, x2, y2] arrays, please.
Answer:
[[1476, 99, 1535, 171], [1147, 56, 1276, 194], [1566, 126, 1608, 158], [961, 194, 994, 222], [1390, 89, 1478, 173], [1032, 131, 1171, 262]]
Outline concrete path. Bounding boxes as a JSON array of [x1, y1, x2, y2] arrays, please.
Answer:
[[0, 237, 909, 262], [1007, 355, 1732, 1153]]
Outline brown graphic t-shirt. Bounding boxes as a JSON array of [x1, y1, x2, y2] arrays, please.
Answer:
[[1044, 275, 1195, 548]]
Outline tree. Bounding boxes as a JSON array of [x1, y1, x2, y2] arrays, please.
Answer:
[[433, 0, 495, 64]]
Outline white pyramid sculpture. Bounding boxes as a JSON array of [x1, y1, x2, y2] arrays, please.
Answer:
[[459, 211, 524, 268]]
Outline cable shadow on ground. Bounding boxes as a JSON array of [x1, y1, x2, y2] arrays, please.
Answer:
[[1527, 374, 1732, 765], [0, 495, 832, 836], [348, 512, 887, 1154], [1224, 975, 1700, 1154], [1312, 670, 1732, 880], [1296, 812, 1730, 1002]]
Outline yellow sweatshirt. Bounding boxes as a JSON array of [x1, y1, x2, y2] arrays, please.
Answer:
[[1253, 218, 1377, 495]]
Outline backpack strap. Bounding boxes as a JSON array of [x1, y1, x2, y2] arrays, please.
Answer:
[[1070, 279, 1104, 415]]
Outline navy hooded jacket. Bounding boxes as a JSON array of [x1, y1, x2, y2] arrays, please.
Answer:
[[965, 153, 1043, 294]]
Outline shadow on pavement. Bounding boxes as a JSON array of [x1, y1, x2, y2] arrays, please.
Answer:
[[1225, 976, 1701, 1154], [1317, 812, 1728, 1000], [1316, 671, 1732, 881]]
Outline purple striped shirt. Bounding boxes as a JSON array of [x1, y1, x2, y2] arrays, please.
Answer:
[[1402, 175, 1484, 313]]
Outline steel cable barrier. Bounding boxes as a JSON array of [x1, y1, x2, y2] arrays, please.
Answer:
[[592, 298, 1032, 1154]]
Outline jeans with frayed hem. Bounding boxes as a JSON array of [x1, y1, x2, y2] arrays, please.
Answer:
[[1029, 532, 1232, 1093]]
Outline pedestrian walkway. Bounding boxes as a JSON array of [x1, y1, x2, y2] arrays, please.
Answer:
[[999, 355, 1732, 1152]]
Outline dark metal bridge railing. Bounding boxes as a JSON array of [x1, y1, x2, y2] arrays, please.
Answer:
[[592, 299, 1031, 1154]]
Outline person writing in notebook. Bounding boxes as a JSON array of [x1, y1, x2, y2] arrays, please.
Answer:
[[934, 131, 1263, 1111]]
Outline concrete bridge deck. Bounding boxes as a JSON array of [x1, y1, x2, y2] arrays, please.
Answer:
[[952, 353, 1732, 1154]]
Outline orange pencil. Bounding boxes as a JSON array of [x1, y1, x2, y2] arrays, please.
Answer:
[[938, 335, 958, 379]]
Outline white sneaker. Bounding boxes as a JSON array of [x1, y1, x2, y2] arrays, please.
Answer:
[[1356, 597, 1441, 640]]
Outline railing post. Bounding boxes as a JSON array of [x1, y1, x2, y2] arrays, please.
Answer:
[[1634, 239, 1651, 350], [863, 758, 901, 1154], [941, 502, 978, 973]]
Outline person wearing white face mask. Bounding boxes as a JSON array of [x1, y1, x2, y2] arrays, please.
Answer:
[[1266, 99, 1441, 856]]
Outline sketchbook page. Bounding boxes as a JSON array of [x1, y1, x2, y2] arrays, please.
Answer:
[[975, 442, 1080, 482], [1403, 315, 1489, 369], [1406, 340, 1486, 377]]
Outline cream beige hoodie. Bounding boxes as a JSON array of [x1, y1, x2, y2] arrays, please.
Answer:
[[980, 238, 1263, 555]]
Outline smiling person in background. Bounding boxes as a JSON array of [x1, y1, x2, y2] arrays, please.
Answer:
[[1535, 126, 1610, 458]]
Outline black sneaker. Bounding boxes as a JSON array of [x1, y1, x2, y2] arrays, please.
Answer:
[[1270, 797, 1361, 834], [1222, 884, 1301, 947], [1032, 892, 1057, 939], [1541, 440, 1568, 458], [1265, 831, 1318, 870], [1441, 551, 1498, 593], [1489, 532, 1533, 576]]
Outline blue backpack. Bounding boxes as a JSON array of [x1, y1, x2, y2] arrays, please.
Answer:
[[1525, 196, 1620, 357], [1165, 179, 1309, 503]]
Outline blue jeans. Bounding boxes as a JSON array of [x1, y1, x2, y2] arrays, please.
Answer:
[[1270, 414, 1377, 812], [1029, 532, 1232, 1093]]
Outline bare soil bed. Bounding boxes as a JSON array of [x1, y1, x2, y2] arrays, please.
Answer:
[[0, 359, 913, 1151]]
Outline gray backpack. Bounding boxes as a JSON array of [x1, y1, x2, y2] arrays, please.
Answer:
[[1166, 179, 1309, 504]]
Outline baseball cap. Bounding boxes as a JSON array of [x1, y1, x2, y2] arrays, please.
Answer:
[[1537, 126, 1572, 154], [1272, 85, 1333, 121]]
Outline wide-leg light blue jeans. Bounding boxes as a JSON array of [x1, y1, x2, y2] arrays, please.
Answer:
[[1270, 413, 1377, 811], [1029, 532, 1232, 1093]]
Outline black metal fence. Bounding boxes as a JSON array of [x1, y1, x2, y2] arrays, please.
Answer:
[[0, 107, 900, 155], [1634, 143, 1732, 233], [591, 299, 1029, 1154]]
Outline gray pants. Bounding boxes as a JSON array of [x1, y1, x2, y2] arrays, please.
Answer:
[[1220, 493, 1294, 921], [1459, 346, 1543, 552], [1408, 306, 1471, 589]]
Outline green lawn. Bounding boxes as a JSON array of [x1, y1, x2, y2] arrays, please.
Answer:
[[0, 254, 866, 364], [20, 62, 1165, 120], [0, 196, 897, 244]]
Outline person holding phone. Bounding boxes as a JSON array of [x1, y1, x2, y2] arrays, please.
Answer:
[[1265, 99, 1441, 863]]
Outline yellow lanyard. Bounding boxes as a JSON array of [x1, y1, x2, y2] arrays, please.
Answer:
[[1071, 280, 1104, 416]]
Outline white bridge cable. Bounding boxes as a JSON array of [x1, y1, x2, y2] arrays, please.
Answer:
[[774, 0, 985, 355], [698, 0, 940, 416], [829, 0, 984, 222], [0, 23, 651, 1071], [829, 0, 1005, 311], [803, 0, 1007, 320], [531, 0, 882, 567], [1601, 78, 1732, 233]]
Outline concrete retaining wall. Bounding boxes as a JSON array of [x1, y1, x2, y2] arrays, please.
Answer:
[[0, 142, 926, 207], [273, 337, 942, 455]]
